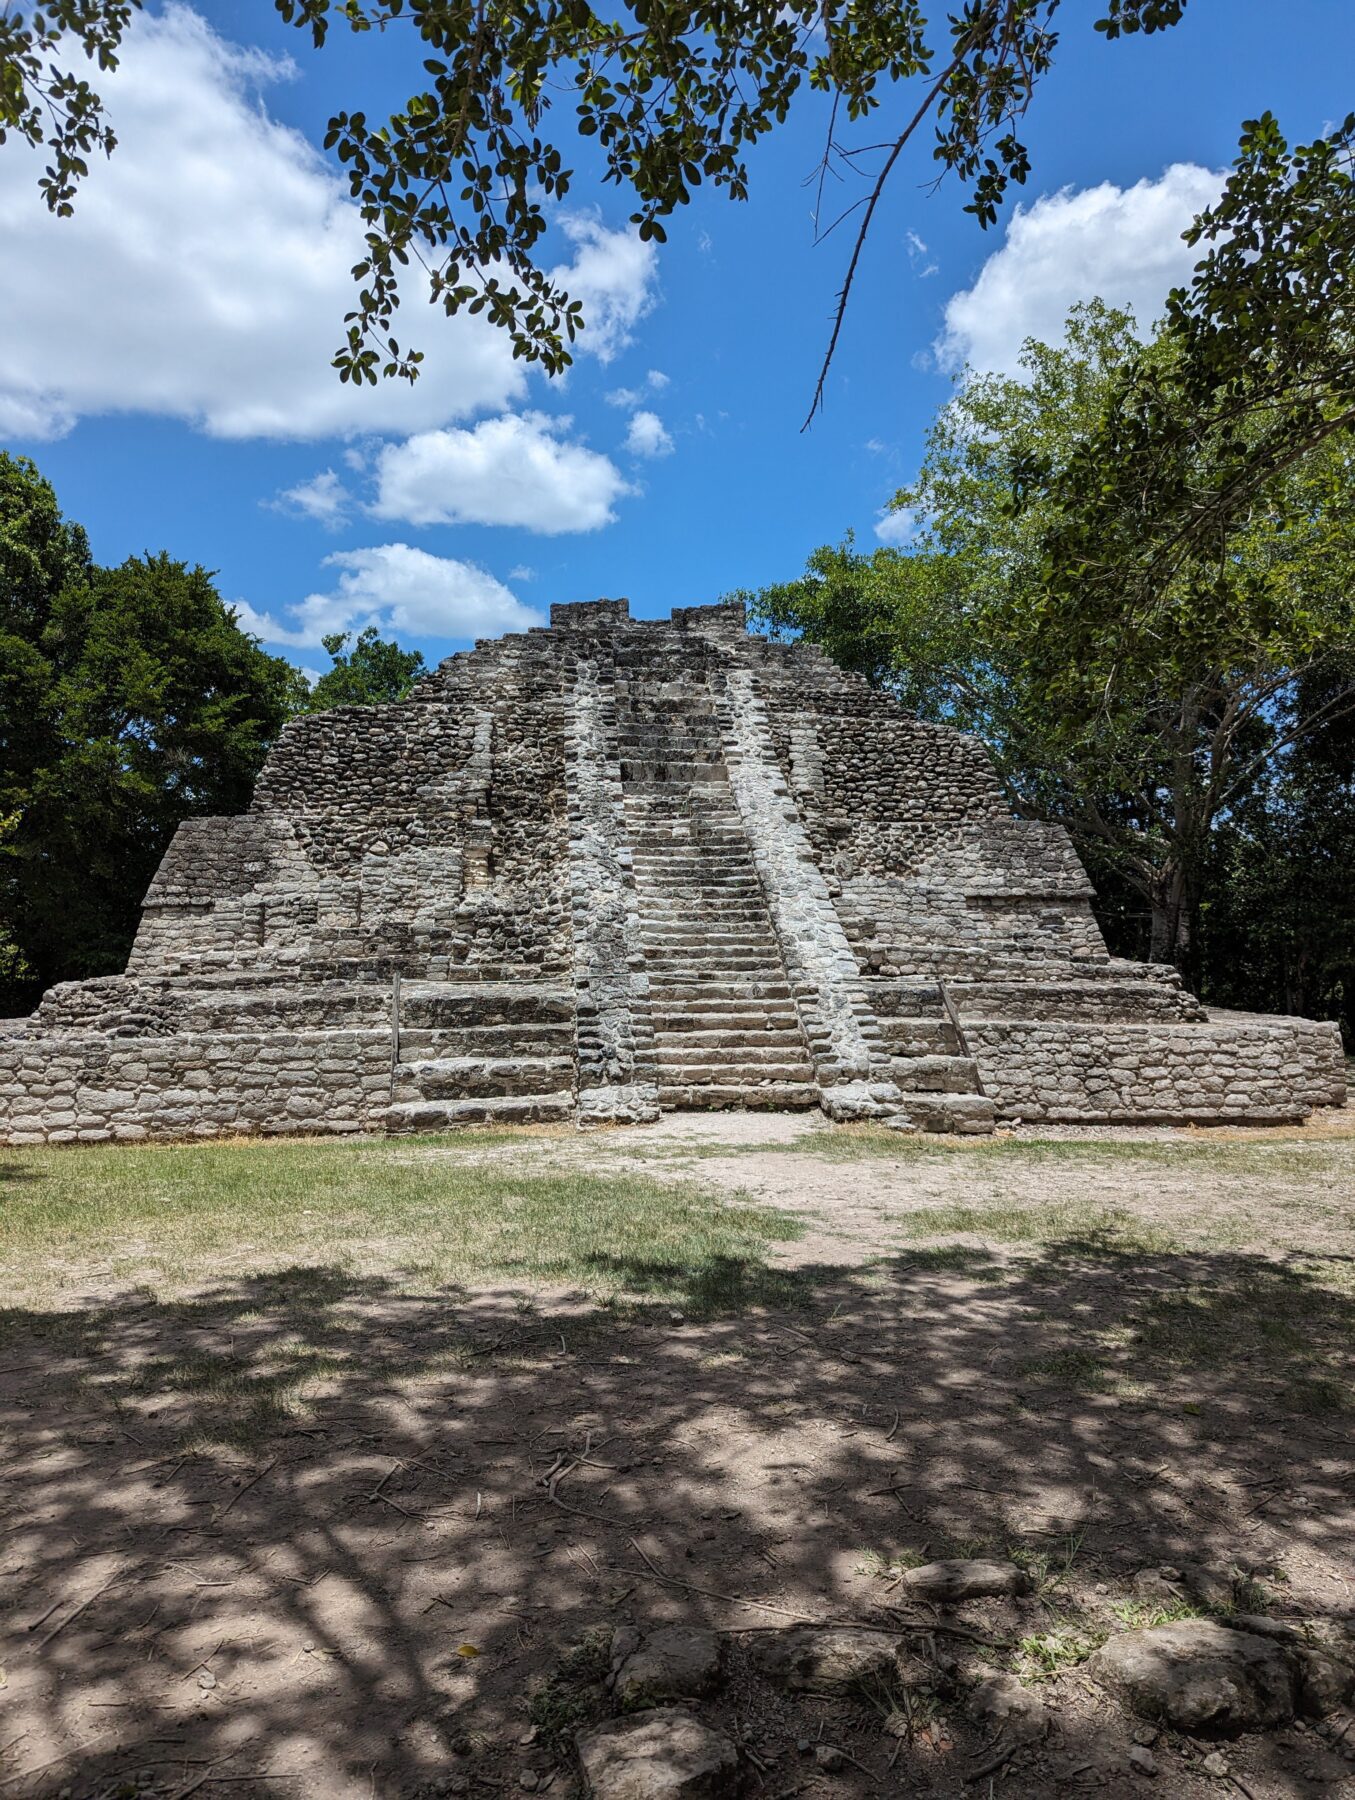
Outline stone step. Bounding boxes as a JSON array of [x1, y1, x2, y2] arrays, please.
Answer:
[[645, 960, 785, 978], [648, 981, 793, 1001], [657, 1043, 810, 1068], [885, 1053, 982, 1094], [638, 926, 772, 944], [878, 1021, 961, 1057], [892, 1091, 997, 1135], [630, 854, 755, 868], [649, 1018, 802, 1039], [402, 989, 575, 1028], [397, 1055, 575, 1100], [385, 1091, 576, 1132], [397, 1023, 575, 1053], [658, 1082, 820, 1111]]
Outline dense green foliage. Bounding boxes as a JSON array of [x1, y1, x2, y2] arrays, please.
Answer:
[[300, 628, 426, 712], [740, 274, 1355, 1037], [3, 1, 1188, 405], [1021, 113, 1355, 663], [0, 455, 303, 1014]]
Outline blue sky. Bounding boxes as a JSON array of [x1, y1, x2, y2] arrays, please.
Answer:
[[3, 1, 1353, 675]]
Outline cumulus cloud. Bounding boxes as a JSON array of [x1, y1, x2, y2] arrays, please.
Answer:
[[234, 544, 543, 649], [551, 215, 658, 365], [874, 506, 918, 547], [624, 410, 674, 458], [936, 164, 1223, 375], [372, 413, 629, 533], [269, 469, 351, 528], [0, 6, 658, 440]]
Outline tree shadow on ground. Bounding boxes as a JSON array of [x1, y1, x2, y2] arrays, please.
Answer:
[[0, 1234, 1352, 1798]]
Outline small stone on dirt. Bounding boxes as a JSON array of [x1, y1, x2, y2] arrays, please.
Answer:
[[1178, 1564, 1236, 1612], [968, 1673, 1049, 1744], [1201, 1752, 1230, 1777], [814, 1745, 845, 1771], [611, 1627, 723, 1710], [1130, 1569, 1182, 1605], [899, 1559, 1030, 1603], [1091, 1620, 1297, 1732], [1127, 1745, 1159, 1777], [1294, 1646, 1355, 1716], [750, 1626, 903, 1693], [576, 1707, 739, 1799]]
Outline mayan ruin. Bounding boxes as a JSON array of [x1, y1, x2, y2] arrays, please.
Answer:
[[0, 598, 1344, 1145]]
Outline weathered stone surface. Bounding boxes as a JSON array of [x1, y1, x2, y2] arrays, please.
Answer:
[[1178, 1563, 1237, 1612], [576, 1707, 738, 1799], [1293, 1646, 1355, 1716], [750, 1626, 902, 1693], [611, 1627, 723, 1710], [967, 1673, 1049, 1744], [0, 598, 1344, 1142], [900, 1559, 1031, 1603], [1091, 1621, 1298, 1731]]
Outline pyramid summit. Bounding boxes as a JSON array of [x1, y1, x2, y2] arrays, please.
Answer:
[[1, 598, 1344, 1142]]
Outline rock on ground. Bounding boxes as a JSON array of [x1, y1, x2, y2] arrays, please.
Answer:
[[610, 1626, 724, 1710], [576, 1707, 739, 1799], [899, 1559, 1031, 1603], [1091, 1620, 1297, 1732], [967, 1672, 1049, 1744], [749, 1626, 905, 1694]]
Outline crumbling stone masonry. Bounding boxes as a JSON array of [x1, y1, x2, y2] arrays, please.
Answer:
[[0, 600, 1344, 1141]]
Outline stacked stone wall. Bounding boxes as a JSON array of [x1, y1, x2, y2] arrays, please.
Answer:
[[0, 1027, 390, 1144], [969, 1014, 1346, 1124]]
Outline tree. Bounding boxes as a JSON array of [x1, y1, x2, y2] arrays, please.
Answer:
[[1023, 113, 1355, 645], [739, 300, 1355, 978], [0, 457, 303, 1012], [2, 1, 1190, 411], [1198, 666, 1355, 1044], [300, 628, 426, 712]]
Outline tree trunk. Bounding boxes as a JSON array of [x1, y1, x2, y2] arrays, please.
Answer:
[[1147, 862, 1198, 978]]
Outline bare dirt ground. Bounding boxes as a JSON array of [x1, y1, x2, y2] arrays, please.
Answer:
[[2, 1107, 1354, 1800]]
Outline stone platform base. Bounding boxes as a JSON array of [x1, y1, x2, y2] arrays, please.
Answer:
[[966, 1012, 1347, 1125]]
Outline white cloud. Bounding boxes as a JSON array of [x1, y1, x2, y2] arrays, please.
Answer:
[[905, 229, 938, 279], [508, 565, 537, 582], [0, 7, 658, 440], [269, 469, 351, 527], [935, 163, 1223, 375], [234, 544, 543, 648], [874, 506, 917, 546], [624, 410, 674, 459], [551, 215, 658, 365], [604, 368, 670, 408], [372, 413, 630, 533]]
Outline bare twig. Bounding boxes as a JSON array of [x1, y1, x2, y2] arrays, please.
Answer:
[[34, 1572, 124, 1650], [216, 1457, 279, 1521]]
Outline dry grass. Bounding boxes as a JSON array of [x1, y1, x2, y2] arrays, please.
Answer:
[[0, 1132, 802, 1310]]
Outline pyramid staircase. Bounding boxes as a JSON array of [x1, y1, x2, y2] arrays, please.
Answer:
[[616, 690, 817, 1110]]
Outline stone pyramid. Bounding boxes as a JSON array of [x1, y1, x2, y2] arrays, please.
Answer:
[[1, 599, 1343, 1142]]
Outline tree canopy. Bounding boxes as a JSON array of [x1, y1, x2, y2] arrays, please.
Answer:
[[0, 455, 303, 1012], [301, 627, 427, 712], [3, 0, 1190, 413], [739, 296, 1355, 992]]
